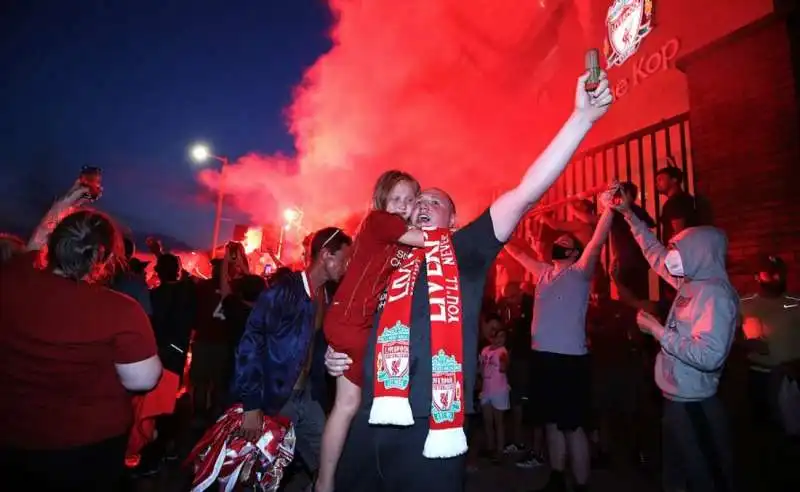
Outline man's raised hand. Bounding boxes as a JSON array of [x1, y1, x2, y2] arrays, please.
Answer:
[[575, 70, 613, 124]]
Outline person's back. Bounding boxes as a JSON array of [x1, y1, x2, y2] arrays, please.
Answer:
[[151, 278, 196, 370], [193, 277, 226, 344], [109, 237, 153, 315], [111, 270, 152, 314], [0, 253, 156, 449]]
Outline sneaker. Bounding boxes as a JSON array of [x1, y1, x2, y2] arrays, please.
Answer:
[[515, 453, 545, 469]]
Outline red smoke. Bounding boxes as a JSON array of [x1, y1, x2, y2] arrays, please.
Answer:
[[199, 0, 596, 237]]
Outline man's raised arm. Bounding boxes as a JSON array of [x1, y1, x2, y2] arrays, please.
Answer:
[[490, 71, 613, 242], [504, 240, 550, 285]]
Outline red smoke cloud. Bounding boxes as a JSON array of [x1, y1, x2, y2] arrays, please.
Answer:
[[199, 0, 597, 236]]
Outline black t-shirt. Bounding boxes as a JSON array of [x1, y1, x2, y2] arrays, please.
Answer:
[[610, 204, 655, 269], [660, 191, 696, 243], [500, 294, 534, 359], [361, 208, 504, 416], [222, 295, 253, 349], [150, 280, 197, 373], [586, 298, 640, 366]]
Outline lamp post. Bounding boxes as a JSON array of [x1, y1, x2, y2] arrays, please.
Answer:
[[191, 143, 229, 258]]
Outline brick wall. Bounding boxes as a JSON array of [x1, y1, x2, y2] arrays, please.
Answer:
[[678, 11, 800, 293]]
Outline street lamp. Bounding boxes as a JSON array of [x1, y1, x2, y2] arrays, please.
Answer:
[[190, 142, 230, 258]]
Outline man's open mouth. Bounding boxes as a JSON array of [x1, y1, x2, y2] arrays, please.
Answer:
[[417, 213, 431, 225]]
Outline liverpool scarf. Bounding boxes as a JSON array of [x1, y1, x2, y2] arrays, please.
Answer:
[[369, 227, 467, 459]]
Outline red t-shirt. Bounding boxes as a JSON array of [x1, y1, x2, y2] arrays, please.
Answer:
[[325, 210, 408, 334], [0, 253, 157, 449]]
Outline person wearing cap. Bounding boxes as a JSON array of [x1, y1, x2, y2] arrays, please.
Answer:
[[740, 255, 800, 426], [739, 255, 799, 489]]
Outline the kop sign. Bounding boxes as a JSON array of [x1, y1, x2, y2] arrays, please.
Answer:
[[603, 0, 654, 68]]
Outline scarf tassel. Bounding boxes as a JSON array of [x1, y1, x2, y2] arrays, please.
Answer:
[[368, 396, 414, 426], [423, 427, 468, 459]]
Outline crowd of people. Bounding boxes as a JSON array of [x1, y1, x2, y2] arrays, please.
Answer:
[[0, 64, 798, 492]]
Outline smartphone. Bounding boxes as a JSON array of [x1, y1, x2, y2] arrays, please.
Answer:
[[79, 166, 103, 201]]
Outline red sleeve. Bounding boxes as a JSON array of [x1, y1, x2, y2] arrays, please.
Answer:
[[110, 295, 158, 364], [362, 210, 408, 245]]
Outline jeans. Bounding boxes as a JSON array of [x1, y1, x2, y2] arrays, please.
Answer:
[[662, 396, 734, 492], [336, 413, 466, 492], [280, 385, 326, 473]]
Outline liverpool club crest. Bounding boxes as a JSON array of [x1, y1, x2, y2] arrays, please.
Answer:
[[430, 350, 463, 424], [376, 322, 411, 390], [603, 0, 654, 68]]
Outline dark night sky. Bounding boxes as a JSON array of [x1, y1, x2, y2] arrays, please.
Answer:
[[0, 0, 332, 248]]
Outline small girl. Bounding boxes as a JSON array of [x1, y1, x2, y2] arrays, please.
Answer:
[[315, 170, 424, 492], [480, 314, 510, 462]]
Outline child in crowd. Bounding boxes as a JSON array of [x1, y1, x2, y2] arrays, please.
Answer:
[[480, 314, 511, 462], [315, 170, 424, 492]]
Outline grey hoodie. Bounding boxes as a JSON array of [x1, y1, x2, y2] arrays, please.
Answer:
[[628, 215, 738, 401]]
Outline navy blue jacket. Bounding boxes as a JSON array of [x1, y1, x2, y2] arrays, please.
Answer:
[[233, 271, 327, 415]]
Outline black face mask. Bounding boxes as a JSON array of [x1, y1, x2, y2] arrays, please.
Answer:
[[758, 280, 786, 297], [552, 244, 575, 260]]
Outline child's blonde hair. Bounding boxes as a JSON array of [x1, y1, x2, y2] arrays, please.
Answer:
[[371, 170, 420, 211]]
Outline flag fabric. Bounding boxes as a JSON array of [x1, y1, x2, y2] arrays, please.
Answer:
[[186, 405, 295, 492]]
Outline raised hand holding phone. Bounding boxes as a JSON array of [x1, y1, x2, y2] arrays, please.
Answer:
[[78, 166, 103, 202], [584, 49, 602, 92]]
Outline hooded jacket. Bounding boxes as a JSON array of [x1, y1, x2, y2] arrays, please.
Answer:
[[628, 215, 738, 401]]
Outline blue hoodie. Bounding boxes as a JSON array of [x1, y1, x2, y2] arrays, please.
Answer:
[[628, 217, 738, 401]]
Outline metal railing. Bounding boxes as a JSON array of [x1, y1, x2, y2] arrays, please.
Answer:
[[515, 112, 694, 298]]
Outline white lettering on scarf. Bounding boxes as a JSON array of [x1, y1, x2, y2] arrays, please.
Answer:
[[425, 239, 448, 322], [440, 238, 456, 266], [441, 236, 461, 323], [387, 262, 414, 303]]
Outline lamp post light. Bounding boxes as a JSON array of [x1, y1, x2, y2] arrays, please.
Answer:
[[190, 143, 229, 258]]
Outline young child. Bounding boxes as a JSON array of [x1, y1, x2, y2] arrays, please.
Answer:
[[315, 170, 424, 492], [480, 314, 510, 462]]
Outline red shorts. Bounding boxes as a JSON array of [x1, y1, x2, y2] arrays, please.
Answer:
[[323, 309, 371, 388]]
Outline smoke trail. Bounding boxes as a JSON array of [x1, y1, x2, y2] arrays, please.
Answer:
[[199, 0, 595, 235]]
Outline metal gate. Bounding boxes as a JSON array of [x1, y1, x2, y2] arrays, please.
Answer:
[[515, 112, 694, 298]]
